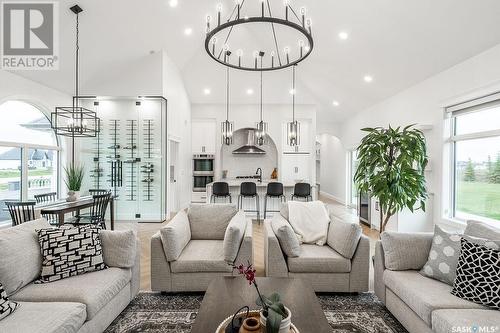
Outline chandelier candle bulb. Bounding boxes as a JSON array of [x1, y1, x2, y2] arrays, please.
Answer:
[[217, 3, 222, 26], [300, 6, 306, 27], [261, 0, 265, 17]]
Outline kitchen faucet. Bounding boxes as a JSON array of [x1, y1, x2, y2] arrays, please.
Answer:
[[255, 168, 262, 183]]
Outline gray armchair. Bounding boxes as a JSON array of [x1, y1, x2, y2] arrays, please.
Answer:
[[151, 204, 252, 292], [265, 213, 370, 292]]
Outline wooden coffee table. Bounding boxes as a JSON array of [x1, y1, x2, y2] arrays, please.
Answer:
[[191, 277, 331, 333]]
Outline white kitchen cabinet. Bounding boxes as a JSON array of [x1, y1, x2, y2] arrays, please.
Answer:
[[282, 120, 311, 153], [281, 154, 310, 183], [192, 119, 217, 154]]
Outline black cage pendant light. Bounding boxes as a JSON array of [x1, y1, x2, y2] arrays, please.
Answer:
[[255, 52, 268, 146], [51, 5, 99, 142], [287, 65, 300, 146], [221, 65, 234, 145]]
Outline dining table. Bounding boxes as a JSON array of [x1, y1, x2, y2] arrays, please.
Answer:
[[39, 195, 115, 230]]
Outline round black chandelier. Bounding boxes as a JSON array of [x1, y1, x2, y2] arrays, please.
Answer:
[[204, 0, 314, 72]]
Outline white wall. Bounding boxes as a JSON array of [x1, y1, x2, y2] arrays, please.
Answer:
[[191, 104, 317, 183], [317, 133, 346, 203], [162, 52, 192, 212], [337, 42, 500, 230]]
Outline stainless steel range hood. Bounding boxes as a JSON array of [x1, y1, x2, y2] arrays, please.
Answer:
[[232, 129, 266, 155]]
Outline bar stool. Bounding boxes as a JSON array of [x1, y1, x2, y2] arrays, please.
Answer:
[[238, 182, 260, 222], [210, 182, 232, 203], [264, 182, 285, 219], [291, 182, 312, 201]]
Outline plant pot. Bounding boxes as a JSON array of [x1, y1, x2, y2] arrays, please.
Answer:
[[66, 191, 80, 202], [239, 317, 261, 332], [259, 307, 291, 333]]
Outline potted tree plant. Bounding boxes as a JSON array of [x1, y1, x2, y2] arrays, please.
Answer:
[[64, 164, 84, 202], [354, 125, 428, 234]]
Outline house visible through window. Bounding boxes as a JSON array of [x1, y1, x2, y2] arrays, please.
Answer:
[[447, 93, 500, 223], [0, 101, 59, 222]]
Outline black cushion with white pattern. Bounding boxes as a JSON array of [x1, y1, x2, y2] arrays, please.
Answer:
[[36, 225, 107, 283], [0, 282, 18, 320], [451, 237, 500, 310]]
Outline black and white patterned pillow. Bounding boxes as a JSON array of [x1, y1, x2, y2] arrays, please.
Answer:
[[0, 282, 18, 320], [36, 225, 107, 283], [451, 238, 500, 310]]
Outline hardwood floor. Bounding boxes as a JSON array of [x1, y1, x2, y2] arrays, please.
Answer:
[[116, 196, 379, 291]]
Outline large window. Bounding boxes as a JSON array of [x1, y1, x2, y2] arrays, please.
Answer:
[[348, 149, 358, 208], [0, 101, 60, 222], [448, 94, 500, 223]]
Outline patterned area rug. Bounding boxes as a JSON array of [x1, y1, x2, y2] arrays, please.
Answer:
[[105, 292, 407, 333]]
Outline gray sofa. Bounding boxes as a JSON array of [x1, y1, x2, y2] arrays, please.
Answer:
[[265, 213, 370, 292], [151, 204, 253, 292], [374, 222, 500, 333], [0, 218, 140, 333]]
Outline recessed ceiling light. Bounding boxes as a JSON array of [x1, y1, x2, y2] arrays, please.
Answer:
[[338, 31, 349, 40], [184, 27, 193, 35], [169, 0, 178, 8], [332, 100, 340, 107], [246, 89, 254, 95], [363, 75, 373, 83], [203, 88, 211, 95]]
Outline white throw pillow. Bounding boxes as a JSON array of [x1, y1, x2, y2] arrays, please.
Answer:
[[287, 201, 330, 245], [160, 211, 191, 262]]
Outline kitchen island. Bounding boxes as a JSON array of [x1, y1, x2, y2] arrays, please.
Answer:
[[206, 179, 317, 218]]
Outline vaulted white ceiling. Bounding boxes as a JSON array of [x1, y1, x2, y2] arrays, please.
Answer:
[[13, 0, 500, 124]]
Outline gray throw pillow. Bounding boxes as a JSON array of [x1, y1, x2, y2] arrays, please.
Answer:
[[381, 231, 433, 271], [160, 211, 191, 262], [0, 218, 50, 295], [100, 229, 137, 268], [327, 215, 362, 259], [188, 204, 238, 240], [465, 220, 500, 240], [420, 225, 500, 285], [223, 211, 246, 263], [271, 214, 301, 257], [420, 225, 463, 285]]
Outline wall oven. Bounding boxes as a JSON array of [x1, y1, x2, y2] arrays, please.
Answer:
[[193, 154, 214, 192]]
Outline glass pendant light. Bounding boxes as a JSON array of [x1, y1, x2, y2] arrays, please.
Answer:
[[255, 51, 268, 146], [287, 64, 300, 146], [221, 65, 234, 145]]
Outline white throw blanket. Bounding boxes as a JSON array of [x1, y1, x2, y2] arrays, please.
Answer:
[[287, 200, 330, 245]]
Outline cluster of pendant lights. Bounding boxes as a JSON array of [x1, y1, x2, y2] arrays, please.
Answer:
[[207, 0, 314, 147]]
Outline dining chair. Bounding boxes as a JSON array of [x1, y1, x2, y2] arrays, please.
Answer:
[[34, 192, 58, 225], [5, 201, 36, 226], [89, 189, 111, 195], [70, 193, 111, 229]]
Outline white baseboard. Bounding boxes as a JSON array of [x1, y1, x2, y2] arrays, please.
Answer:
[[319, 191, 346, 205]]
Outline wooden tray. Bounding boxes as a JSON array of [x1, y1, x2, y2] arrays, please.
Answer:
[[216, 310, 299, 333]]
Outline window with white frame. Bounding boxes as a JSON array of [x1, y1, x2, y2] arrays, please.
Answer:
[[0, 101, 60, 222], [447, 93, 500, 223]]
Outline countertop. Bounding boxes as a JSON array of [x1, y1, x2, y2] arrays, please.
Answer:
[[206, 179, 316, 188]]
